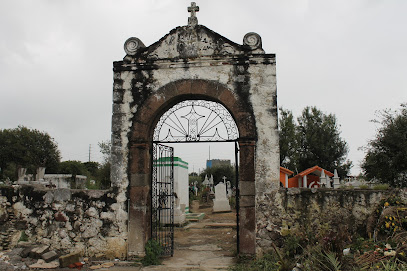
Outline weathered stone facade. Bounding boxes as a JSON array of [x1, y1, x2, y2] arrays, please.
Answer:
[[112, 23, 278, 256]]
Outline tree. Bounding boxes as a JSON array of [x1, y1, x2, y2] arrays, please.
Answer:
[[279, 108, 299, 172], [200, 164, 236, 187], [361, 104, 407, 187], [83, 161, 100, 177], [58, 160, 88, 177], [0, 126, 60, 181], [278, 107, 352, 177], [189, 174, 201, 186], [297, 107, 352, 177], [98, 140, 111, 164], [97, 140, 111, 189]]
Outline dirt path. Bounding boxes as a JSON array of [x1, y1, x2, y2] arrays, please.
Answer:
[[142, 207, 237, 271]]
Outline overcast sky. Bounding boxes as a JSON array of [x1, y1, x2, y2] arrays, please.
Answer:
[[1, 0, 406, 175]]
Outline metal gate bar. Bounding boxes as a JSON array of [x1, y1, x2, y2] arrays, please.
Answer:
[[235, 141, 240, 254], [151, 143, 174, 256]]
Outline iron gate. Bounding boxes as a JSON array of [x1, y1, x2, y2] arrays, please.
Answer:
[[151, 143, 175, 256]]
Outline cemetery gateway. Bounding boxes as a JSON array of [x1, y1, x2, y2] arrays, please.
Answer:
[[0, 3, 394, 261], [111, 2, 279, 256]]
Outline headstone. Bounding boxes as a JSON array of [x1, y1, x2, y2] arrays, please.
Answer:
[[193, 181, 198, 196], [17, 168, 27, 182], [209, 174, 214, 192], [212, 182, 231, 212], [320, 170, 326, 187], [226, 180, 232, 198], [202, 175, 210, 187], [333, 169, 340, 188], [36, 167, 46, 182], [325, 173, 332, 188]]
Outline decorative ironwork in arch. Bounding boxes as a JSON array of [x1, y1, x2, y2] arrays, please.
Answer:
[[153, 100, 239, 142]]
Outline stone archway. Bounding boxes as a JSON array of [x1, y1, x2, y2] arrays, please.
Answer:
[[127, 79, 257, 255], [111, 20, 279, 257]]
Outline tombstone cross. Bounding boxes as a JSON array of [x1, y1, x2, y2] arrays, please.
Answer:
[[188, 2, 199, 17], [222, 176, 227, 183], [187, 2, 199, 27]]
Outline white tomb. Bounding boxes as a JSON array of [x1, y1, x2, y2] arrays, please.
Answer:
[[333, 169, 341, 188], [173, 157, 189, 213], [156, 157, 189, 220], [213, 182, 231, 212]]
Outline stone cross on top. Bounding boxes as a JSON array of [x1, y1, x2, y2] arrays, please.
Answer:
[[188, 2, 199, 27]]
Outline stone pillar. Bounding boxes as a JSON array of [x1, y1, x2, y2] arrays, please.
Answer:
[[238, 140, 256, 255], [128, 142, 150, 257], [303, 175, 307, 188]]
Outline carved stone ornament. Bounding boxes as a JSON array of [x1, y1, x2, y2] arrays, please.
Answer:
[[124, 37, 145, 55], [243, 32, 262, 50]]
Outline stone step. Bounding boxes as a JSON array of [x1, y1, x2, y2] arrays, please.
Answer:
[[204, 223, 237, 228]]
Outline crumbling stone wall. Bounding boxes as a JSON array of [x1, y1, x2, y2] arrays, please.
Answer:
[[1, 183, 402, 259], [256, 188, 401, 254], [0, 186, 127, 259]]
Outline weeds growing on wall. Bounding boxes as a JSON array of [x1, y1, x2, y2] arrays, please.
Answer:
[[230, 196, 407, 271], [18, 231, 28, 242]]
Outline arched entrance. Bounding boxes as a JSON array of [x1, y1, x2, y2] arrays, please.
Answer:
[[127, 80, 257, 256], [151, 99, 240, 256], [111, 20, 278, 258]]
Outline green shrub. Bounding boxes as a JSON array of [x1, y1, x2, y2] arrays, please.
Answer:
[[358, 184, 370, 189], [373, 183, 390, 190], [229, 252, 281, 271], [141, 239, 163, 266]]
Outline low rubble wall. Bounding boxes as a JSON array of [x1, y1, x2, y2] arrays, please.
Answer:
[[1, 184, 405, 258], [256, 188, 406, 253], [0, 185, 127, 259]]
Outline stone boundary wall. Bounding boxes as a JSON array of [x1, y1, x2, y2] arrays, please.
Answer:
[[256, 188, 406, 254], [0, 185, 127, 259], [2, 184, 405, 258]]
